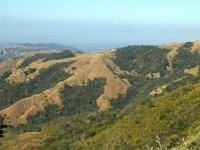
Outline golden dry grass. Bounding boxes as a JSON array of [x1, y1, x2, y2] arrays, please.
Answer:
[[0, 132, 42, 150], [191, 40, 200, 53], [7, 58, 75, 83], [146, 72, 160, 78], [150, 85, 167, 96], [17, 132, 38, 141], [65, 50, 130, 111], [0, 81, 64, 126], [173, 76, 187, 83], [160, 40, 200, 73], [0, 59, 19, 75], [160, 42, 183, 73], [184, 66, 199, 76], [0, 50, 130, 125]]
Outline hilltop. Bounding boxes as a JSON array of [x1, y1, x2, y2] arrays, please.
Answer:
[[0, 43, 80, 62]]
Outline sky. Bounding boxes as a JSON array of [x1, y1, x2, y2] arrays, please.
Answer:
[[0, 0, 200, 51]]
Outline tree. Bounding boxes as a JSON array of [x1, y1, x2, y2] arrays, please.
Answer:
[[0, 116, 7, 138]]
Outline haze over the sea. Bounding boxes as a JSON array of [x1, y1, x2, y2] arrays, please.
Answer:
[[0, 0, 200, 51]]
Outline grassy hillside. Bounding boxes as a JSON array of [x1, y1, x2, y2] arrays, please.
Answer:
[[27, 78, 106, 125], [0, 41, 200, 124], [0, 49, 129, 126], [19, 50, 75, 68], [0, 41, 200, 149], [1, 79, 199, 150], [110, 42, 200, 111], [0, 61, 73, 110]]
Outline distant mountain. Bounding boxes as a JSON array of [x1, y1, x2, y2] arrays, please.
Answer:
[[0, 40, 199, 149], [0, 43, 81, 62], [0, 42, 16, 48], [12, 43, 80, 51], [13, 43, 67, 50]]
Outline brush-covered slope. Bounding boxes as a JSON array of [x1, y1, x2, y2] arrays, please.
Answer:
[[1, 40, 200, 126], [0, 78, 199, 150], [77, 81, 200, 149], [0, 40, 200, 149], [0, 49, 129, 126]]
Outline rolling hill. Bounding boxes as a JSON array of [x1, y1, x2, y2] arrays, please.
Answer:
[[0, 40, 200, 149], [0, 43, 80, 62]]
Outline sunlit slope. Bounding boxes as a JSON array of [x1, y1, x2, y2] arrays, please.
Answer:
[[0, 50, 130, 126], [1, 76, 199, 150], [0, 40, 200, 149], [0, 40, 200, 127], [78, 81, 200, 150]]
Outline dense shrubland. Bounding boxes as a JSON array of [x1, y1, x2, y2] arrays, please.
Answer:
[[114, 46, 169, 75], [111, 45, 200, 109]]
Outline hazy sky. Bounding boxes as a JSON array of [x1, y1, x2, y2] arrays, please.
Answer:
[[1, 0, 200, 51]]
